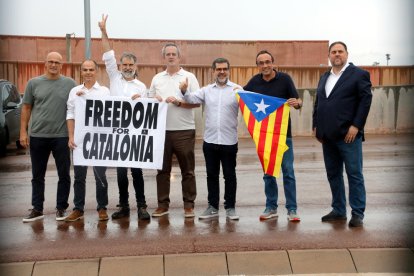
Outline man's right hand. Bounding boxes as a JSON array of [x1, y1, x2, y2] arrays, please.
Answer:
[[19, 130, 29, 149], [68, 138, 77, 150], [179, 77, 188, 94], [98, 14, 108, 33]]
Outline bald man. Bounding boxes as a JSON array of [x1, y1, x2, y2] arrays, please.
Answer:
[[21, 51, 76, 222]]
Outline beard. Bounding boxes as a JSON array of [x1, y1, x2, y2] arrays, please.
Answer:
[[121, 70, 136, 79], [216, 76, 228, 86]]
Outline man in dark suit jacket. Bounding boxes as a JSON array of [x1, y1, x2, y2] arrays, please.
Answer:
[[312, 41, 372, 227]]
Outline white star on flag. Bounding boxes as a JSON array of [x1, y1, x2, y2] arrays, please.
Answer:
[[254, 99, 270, 114]]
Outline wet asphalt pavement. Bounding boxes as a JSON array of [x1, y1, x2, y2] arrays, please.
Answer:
[[0, 134, 413, 263]]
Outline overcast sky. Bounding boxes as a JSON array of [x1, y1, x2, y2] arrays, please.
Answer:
[[0, 0, 413, 66]]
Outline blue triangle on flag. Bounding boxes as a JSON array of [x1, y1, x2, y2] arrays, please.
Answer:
[[238, 91, 287, 122]]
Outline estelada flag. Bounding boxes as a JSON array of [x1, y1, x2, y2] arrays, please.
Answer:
[[236, 91, 290, 177]]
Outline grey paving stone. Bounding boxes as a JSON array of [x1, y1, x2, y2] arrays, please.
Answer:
[[227, 250, 291, 275], [289, 249, 356, 273], [100, 255, 163, 276], [165, 252, 227, 276], [0, 262, 34, 276], [32, 258, 99, 276], [350, 248, 414, 272]]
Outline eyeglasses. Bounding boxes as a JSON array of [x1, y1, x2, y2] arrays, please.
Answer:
[[215, 68, 229, 72], [47, 60, 61, 65], [257, 60, 273, 66]]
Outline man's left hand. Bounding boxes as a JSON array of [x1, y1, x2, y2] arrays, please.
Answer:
[[345, 125, 359, 143]]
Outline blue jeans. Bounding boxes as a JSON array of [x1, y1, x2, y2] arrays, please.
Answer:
[[116, 167, 147, 208], [203, 142, 238, 210], [263, 137, 297, 211], [30, 137, 71, 212], [73, 166, 108, 211], [322, 136, 366, 218]]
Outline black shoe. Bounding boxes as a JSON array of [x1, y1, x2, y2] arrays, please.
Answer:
[[56, 209, 67, 221], [349, 215, 363, 227], [138, 207, 150, 220], [111, 205, 130, 219], [22, 209, 44, 223], [321, 210, 347, 222]]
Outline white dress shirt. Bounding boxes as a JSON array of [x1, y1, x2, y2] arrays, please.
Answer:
[[150, 68, 200, 130], [183, 80, 239, 145], [66, 82, 110, 120], [325, 62, 350, 97], [102, 50, 146, 97]]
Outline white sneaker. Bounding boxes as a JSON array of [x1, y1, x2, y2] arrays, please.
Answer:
[[226, 208, 239, 220], [287, 210, 301, 221], [259, 208, 278, 220], [199, 205, 219, 219]]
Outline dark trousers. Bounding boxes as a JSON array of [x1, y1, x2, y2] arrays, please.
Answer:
[[73, 166, 108, 211], [203, 141, 238, 209], [30, 136, 71, 212], [116, 167, 147, 208], [156, 130, 196, 209]]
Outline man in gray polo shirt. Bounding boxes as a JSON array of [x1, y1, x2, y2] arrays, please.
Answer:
[[21, 51, 76, 222]]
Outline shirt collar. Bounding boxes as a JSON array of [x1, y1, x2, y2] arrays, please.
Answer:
[[212, 80, 234, 88], [330, 62, 350, 75], [81, 81, 100, 90], [161, 67, 185, 76]]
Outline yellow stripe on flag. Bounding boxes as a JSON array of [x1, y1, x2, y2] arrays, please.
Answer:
[[263, 109, 276, 172]]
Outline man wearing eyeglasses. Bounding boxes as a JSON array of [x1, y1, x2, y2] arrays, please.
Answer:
[[178, 58, 241, 220], [244, 50, 302, 222], [21, 51, 76, 222]]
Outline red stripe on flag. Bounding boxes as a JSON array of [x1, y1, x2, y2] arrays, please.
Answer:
[[266, 105, 285, 175], [257, 116, 268, 167], [247, 113, 256, 133], [239, 99, 245, 112]]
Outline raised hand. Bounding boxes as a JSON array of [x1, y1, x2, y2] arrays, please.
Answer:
[[98, 14, 108, 32], [179, 77, 188, 94]]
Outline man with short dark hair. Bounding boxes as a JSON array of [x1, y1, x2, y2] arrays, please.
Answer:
[[179, 58, 241, 220], [65, 59, 111, 222], [313, 41, 372, 227], [21, 51, 76, 222], [244, 50, 303, 222]]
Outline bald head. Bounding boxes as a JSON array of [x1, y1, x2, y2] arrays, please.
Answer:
[[46, 52, 63, 62], [45, 51, 63, 79]]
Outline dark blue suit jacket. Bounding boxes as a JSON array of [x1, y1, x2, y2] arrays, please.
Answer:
[[312, 63, 372, 141]]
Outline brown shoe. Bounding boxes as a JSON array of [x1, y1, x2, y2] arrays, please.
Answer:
[[98, 209, 109, 221], [152, 207, 169, 217], [184, 208, 195, 218], [65, 210, 84, 222]]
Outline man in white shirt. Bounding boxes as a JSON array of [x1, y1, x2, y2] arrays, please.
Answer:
[[99, 14, 150, 220], [149, 43, 200, 218], [179, 58, 241, 220], [65, 60, 111, 222]]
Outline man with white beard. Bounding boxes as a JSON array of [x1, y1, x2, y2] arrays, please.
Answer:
[[99, 14, 151, 221]]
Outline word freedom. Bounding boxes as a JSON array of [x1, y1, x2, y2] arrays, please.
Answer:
[[82, 99, 159, 162]]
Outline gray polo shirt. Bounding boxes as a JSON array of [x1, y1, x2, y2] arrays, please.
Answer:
[[23, 75, 76, 137]]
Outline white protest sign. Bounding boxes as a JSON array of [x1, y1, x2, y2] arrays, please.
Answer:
[[73, 95, 167, 169]]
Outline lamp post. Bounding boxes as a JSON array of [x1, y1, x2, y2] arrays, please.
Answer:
[[84, 0, 91, 59], [386, 53, 391, 66]]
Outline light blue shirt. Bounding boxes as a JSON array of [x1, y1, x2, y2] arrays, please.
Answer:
[[184, 80, 240, 145]]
